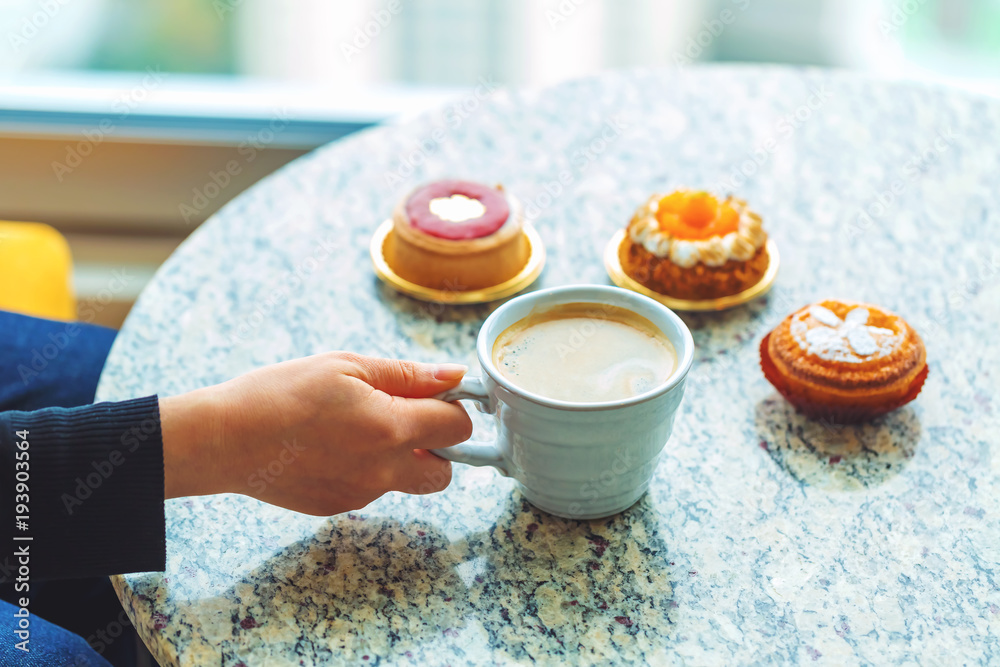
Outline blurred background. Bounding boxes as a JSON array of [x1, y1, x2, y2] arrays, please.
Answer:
[[1, 0, 999, 328]]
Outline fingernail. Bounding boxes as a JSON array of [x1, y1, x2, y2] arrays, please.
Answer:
[[432, 363, 467, 381]]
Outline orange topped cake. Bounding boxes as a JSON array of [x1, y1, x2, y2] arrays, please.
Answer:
[[383, 180, 530, 291], [761, 299, 928, 423], [619, 189, 769, 300]]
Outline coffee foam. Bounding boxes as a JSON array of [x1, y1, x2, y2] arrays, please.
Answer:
[[492, 303, 677, 403]]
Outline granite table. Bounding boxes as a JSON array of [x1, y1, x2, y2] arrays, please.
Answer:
[[96, 66, 1000, 666]]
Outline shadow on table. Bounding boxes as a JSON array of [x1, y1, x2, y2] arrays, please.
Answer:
[[754, 394, 922, 490], [220, 513, 467, 662], [463, 493, 678, 662], [221, 493, 677, 661], [674, 293, 782, 347]]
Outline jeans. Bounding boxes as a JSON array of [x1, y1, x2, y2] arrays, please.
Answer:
[[0, 310, 117, 412], [0, 310, 127, 666], [0, 600, 112, 666]]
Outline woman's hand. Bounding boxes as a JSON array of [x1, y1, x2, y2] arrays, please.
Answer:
[[159, 353, 471, 515]]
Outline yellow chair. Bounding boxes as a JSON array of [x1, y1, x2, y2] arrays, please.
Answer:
[[0, 221, 76, 321]]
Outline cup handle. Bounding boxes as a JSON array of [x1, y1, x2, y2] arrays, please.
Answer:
[[432, 375, 507, 476]]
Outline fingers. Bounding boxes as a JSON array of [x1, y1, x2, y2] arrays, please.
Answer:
[[393, 396, 474, 450], [393, 449, 453, 495], [342, 354, 467, 399]]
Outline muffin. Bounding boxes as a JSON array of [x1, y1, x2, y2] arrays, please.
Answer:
[[619, 190, 769, 300], [760, 300, 928, 423], [384, 180, 530, 291]]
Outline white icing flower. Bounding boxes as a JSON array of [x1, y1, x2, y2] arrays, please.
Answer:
[[791, 305, 899, 363], [429, 194, 486, 222]]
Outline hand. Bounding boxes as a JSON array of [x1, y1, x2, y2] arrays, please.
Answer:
[[159, 352, 471, 515]]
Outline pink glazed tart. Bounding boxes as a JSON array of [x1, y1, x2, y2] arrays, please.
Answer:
[[384, 180, 531, 291]]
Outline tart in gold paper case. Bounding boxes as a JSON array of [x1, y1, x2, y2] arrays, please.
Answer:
[[606, 189, 778, 310], [760, 299, 928, 424], [372, 179, 545, 304]]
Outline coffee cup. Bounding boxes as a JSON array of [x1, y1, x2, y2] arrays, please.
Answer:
[[433, 285, 694, 519]]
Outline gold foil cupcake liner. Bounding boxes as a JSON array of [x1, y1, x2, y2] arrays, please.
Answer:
[[370, 219, 546, 305], [604, 230, 779, 311]]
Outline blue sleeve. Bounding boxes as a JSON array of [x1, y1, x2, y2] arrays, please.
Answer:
[[0, 397, 165, 582]]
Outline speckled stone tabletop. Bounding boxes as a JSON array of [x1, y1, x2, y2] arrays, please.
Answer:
[[96, 66, 1000, 666]]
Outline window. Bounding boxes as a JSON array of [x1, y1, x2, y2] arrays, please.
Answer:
[[3, 0, 999, 89]]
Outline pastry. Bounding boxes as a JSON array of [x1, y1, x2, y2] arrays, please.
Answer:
[[760, 299, 928, 423], [619, 189, 769, 300], [384, 180, 530, 291]]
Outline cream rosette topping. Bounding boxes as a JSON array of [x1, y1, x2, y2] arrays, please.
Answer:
[[627, 190, 766, 268]]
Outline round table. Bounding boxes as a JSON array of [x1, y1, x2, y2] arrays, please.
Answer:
[[97, 66, 1000, 666]]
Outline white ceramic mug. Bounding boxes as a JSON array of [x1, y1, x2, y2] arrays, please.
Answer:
[[433, 285, 694, 520]]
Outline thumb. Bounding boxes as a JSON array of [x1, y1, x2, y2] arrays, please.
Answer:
[[347, 356, 467, 398]]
